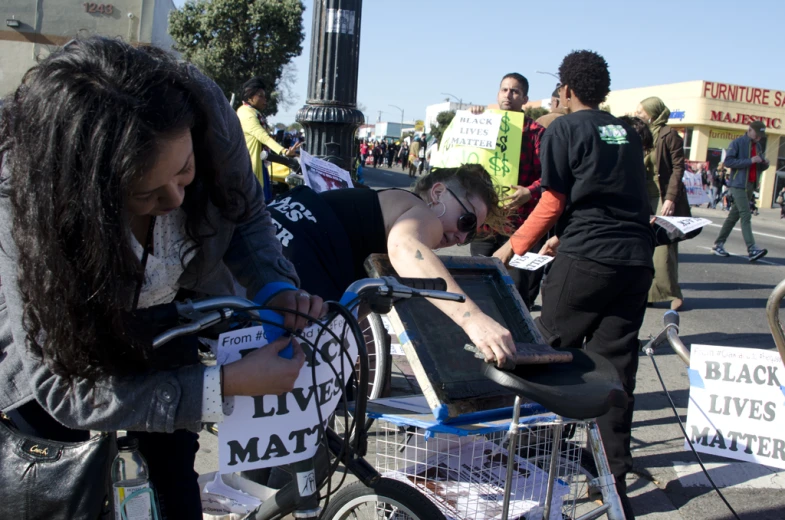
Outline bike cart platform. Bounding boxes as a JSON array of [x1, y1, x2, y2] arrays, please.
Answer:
[[362, 395, 596, 520]]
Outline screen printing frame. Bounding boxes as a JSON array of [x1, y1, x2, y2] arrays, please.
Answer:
[[364, 254, 545, 423]]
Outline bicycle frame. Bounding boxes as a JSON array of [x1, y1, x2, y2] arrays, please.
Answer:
[[151, 277, 464, 520]]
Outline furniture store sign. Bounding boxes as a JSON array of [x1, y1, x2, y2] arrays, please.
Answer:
[[686, 344, 785, 469]]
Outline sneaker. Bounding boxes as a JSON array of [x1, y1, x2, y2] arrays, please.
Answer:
[[712, 243, 730, 257], [748, 246, 768, 262]]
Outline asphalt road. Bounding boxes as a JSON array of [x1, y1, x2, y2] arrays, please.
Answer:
[[195, 165, 785, 519]]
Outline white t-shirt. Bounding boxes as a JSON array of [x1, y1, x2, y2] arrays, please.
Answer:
[[132, 209, 223, 422]]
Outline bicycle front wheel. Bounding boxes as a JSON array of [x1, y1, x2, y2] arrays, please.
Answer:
[[322, 478, 446, 520], [359, 313, 391, 400]]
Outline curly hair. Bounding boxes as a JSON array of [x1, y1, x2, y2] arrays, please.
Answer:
[[413, 164, 508, 236], [558, 50, 611, 107], [0, 37, 238, 382]]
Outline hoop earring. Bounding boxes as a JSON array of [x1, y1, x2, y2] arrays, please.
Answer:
[[428, 201, 447, 217]]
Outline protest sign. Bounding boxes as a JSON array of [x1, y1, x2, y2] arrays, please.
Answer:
[[509, 252, 554, 271], [217, 317, 358, 473], [447, 111, 502, 150], [683, 161, 710, 206], [300, 150, 353, 193], [431, 110, 524, 189], [686, 344, 785, 470]]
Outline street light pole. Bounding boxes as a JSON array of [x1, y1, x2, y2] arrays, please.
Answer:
[[535, 70, 560, 82], [441, 92, 463, 109], [389, 104, 404, 137], [296, 0, 364, 173]]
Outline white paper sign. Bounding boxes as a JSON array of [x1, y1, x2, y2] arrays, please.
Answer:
[[217, 317, 358, 473], [509, 253, 555, 271], [300, 150, 353, 193], [653, 216, 712, 235], [686, 344, 785, 470], [445, 110, 502, 150], [683, 171, 710, 206]]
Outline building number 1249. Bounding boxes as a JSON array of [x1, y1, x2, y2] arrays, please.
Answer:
[[83, 3, 114, 15]]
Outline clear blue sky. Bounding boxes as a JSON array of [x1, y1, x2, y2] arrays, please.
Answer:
[[173, 0, 785, 126]]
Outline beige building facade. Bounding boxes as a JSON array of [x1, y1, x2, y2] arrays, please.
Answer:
[[2, 0, 176, 97], [603, 81, 784, 208]]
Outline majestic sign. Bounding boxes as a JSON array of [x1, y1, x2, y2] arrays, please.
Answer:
[[709, 110, 782, 129]]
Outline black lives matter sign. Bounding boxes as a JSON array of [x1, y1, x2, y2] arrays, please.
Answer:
[[686, 344, 785, 469]]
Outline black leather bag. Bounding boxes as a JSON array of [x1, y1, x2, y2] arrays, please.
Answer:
[[0, 413, 114, 520]]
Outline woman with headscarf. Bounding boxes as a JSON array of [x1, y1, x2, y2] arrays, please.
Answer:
[[636, 97, 691, 311]]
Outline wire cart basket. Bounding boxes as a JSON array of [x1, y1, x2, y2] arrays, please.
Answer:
[[366, 397, 599, 520]]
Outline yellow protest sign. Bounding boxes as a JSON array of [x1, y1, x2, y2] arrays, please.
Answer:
[[432, 109, 524, 189]]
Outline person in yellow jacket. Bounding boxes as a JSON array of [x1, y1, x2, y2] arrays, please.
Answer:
[[236, 77, 300, 199]]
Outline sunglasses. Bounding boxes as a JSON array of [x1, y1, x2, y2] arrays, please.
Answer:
[[445, 187, 478, 234]]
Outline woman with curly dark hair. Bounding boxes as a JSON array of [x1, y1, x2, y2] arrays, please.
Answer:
[[495, 50, 654, 519], [0, 37, 324, 517]]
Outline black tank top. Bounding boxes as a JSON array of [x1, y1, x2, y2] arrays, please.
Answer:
[[320, 188, 387, 282], [268, 186, 388, 301]]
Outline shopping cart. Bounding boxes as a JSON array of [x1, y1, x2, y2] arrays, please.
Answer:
[[324, 256, 629, 520]]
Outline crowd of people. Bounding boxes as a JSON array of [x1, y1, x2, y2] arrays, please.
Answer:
[[0, 35, 777, 520]]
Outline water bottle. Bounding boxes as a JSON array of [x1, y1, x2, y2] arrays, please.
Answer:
[[111, 436, 159, 520]]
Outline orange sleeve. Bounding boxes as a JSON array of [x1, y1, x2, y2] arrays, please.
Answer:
[[510, 190, 566, 255]]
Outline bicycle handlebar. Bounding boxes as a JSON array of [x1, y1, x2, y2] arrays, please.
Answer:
[[642, 311, 690, 365], [151, 277, 464, 348]]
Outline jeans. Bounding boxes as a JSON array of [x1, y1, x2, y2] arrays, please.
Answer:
[[709, 186, 718, 208], [716, 183, 756, 249], [535, 255, 653, 520]]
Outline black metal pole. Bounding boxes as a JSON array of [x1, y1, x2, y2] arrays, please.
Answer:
[[295, 0, 364, 175]]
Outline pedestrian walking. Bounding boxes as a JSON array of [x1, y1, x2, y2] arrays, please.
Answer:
[[399, 141, 409, 170], [360, 140, 369, 166], [712, 121, 769, 261], [408, 136, 423, 177], [496, 50, 655, 519], [635, 97, 690, 311]]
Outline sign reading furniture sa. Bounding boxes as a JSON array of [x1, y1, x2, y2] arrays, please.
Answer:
[[703, 81, 785, 108]]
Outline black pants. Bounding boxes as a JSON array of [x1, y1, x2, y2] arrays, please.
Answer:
[[535, 255, 652, 520], [470, 234, 545, 309], [12, 401, 202, 520]]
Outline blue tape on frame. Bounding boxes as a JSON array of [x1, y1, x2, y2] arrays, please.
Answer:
[[398, 331, 411, 345], [424, 430, 434, 441], [687, 368, 704, 389]]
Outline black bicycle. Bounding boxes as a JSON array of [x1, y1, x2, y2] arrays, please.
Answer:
[[152, 276, 462, 519]]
